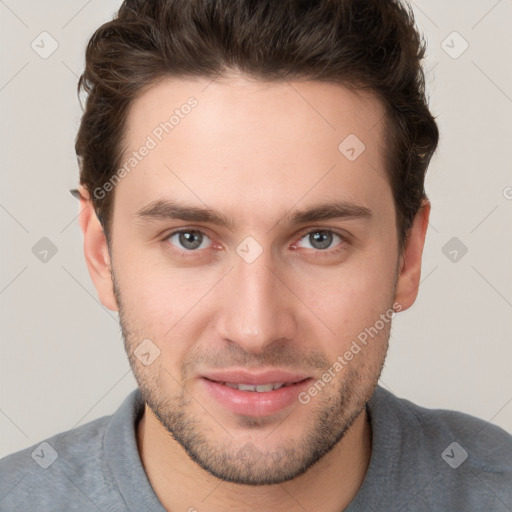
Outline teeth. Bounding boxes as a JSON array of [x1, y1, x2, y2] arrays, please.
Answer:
[[224, 382, 286, 392]]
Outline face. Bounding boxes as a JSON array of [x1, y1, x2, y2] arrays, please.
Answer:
[[83, 75, 424, 485]]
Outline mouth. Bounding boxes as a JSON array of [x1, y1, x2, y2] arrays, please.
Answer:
[[200, 370, 312, 417], [220, 382, 297, 392]]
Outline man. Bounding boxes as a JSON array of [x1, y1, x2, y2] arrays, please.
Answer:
[[1, 0, 511, 510]]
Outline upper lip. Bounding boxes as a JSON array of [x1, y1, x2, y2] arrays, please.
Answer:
[[202, 369, 310, 385]]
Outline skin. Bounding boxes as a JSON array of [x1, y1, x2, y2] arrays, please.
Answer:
[[79, 74, 430, 511]]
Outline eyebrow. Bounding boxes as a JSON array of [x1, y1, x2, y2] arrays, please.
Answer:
[[135, 199, 372, 230]]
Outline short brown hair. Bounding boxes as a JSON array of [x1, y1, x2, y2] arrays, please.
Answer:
[[75, 0, 439, 250]]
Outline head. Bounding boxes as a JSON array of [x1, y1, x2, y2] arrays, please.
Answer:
[[77, 0, 438, 485]]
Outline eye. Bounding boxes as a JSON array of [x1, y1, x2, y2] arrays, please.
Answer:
[[296, 230, 345, 251], [165, 230, 212, 251]]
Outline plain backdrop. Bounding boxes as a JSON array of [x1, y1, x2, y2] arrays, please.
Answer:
[[1, 0, 511, 459]]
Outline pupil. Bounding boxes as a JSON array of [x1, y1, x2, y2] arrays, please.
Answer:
[[180, 231, 202, 250], [310, 231, 332, 250]]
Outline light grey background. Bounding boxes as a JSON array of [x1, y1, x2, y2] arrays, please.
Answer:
[[1, 0, 511, 459]]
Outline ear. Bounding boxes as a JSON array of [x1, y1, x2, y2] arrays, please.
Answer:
[[78, 186, 118, 312], [394, 199, 430, 311]]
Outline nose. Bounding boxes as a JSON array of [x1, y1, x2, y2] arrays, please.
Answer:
[[216, 246, 298, 355]]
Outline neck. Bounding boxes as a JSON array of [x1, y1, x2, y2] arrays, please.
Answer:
[[136, 405, 372, 512]]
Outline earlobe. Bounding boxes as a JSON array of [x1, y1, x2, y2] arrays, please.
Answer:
[[394, 199, 431, 311], [78, 186, 118, 312]]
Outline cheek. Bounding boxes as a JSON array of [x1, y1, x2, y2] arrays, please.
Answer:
[[292, 246, 397, 345], [115, 255, 218, 348]]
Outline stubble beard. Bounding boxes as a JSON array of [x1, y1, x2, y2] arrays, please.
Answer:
[[111, 267, 393, 486]]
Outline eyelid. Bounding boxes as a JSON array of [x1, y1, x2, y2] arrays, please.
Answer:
[[163, 228, 215, 250], [163, 226, 350, 254], [292, 227, 348, 251], [295, 226, 348, 240]]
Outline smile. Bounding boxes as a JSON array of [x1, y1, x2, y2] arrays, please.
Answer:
[[222, 382, 294, 392], [200, 373, 312, 417]]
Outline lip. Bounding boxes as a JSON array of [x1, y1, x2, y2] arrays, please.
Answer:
[[202, 369, 310, 386], [200, 369, 312, 417]]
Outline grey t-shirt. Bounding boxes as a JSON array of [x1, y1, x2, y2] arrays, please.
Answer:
[[1, 385, 511, 511]]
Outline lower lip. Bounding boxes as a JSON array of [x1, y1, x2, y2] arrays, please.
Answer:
[[201, 378, 312, 417]]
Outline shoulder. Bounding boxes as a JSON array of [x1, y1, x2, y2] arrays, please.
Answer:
[[0, 407, 127, 511], [383, 387, 512, 464], [368, 386, 512, 509]]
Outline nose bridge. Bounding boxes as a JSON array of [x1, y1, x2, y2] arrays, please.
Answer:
[[218, 244, 296, 353]]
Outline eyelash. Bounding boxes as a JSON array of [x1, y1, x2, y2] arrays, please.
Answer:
[[162, 228, 348, 257]]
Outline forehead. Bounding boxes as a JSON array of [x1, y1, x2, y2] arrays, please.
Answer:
[[115, 75, 391, 228]]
